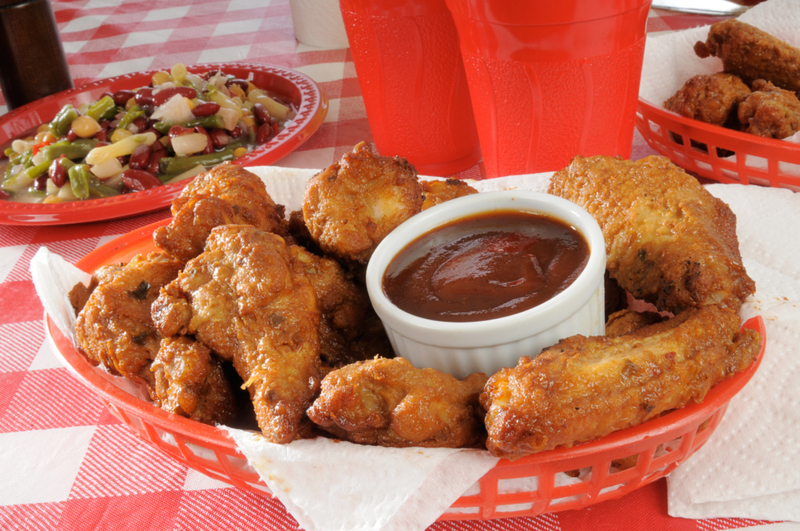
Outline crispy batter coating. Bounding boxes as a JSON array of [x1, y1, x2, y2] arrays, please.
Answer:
[[152, 225, 321, 443], [75, 252, 183, 393], [694, 19, 800, 92], [287, 245, 394, 370], [154, 163, 288, 262], [151, 336, 237, 425], [549, 155, 755, 314], [302, 142, 423, 265], [307, 357, 488, 448], [481, 305, 761, 459], [738, 79, 800, 139], [663, 72, 751, 128], [419, 178, 479, 210], [605, 309, 666, 338]]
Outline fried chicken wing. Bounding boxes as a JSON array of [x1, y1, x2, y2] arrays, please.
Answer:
[[482, 305, 761, 459], [287, 245, 394, 369], [420, 178, 479, 210], [151, 336, 237, 425], [604, 309, 666, 338], [694, 19, 800, 93], [307, 357, 488, 448], [75, 252, 183, 393], [738, 79, 800, 139], [154, 162, 288, 262], [152, 225, 321, 443], [549, 155, 755, 314], [663, 72, 751, 128], [302, 142, 423, 265]]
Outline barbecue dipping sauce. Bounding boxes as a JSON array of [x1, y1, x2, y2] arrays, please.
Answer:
[[382, 211, 590, 322]]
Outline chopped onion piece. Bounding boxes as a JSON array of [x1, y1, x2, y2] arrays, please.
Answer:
[[171, 132, 209, 155], [90, 157, 123, 180]]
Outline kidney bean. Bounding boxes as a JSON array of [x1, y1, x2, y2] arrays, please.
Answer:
[[121, 169, 161, 191], [33, 174, 49, 191], [93, 129, 108, 142], [48, 158, 68, 187], [148, 150, 167, 175], [134, 87, 155, 107], [168, 125, 194, 138], [153, 86, 197, 106], [226, 78, 249, 92], [112, 89, 136, 107], [252, 103, 270, 125], [256, 122, 274, 145], [207, 128, 231, 149], [117, 155, 130, 166], [131, 116, 149, 133], [0, 189, 9, 200], [66, 129, 78, 142], [229, 122, 247, 139], [124, 144, 151, 171], [98, 119, 112, 131], [191, 101, 221, 117]]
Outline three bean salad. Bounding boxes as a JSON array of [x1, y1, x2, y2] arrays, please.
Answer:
[[0, 64, 296, 204]]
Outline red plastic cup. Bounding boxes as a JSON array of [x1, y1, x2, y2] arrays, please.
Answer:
[[446, 0, 652, 178], [339, 0, 481, 176]]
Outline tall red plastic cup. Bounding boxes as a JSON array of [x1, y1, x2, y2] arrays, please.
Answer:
[[446, 0, 652, 178], [339, 0, 481, 176]]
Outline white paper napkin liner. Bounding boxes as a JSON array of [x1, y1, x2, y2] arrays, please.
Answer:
[[225, 428, 499, 531]]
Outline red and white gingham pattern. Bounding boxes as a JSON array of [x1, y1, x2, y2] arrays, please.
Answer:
[[0, 1, 790, 530]]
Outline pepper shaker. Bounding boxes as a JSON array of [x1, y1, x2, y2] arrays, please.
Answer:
[[0, 0, 73, 110]]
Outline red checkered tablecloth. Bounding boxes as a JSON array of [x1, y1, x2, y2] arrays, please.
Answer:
[[0, 1, 792, 530]]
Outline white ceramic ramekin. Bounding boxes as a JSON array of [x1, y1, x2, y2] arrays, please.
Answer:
[[365, 190, 606, 379]]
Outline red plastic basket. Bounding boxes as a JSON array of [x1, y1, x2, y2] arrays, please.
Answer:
[[636, 97, 800, 191], [44, 220, 767, 520]]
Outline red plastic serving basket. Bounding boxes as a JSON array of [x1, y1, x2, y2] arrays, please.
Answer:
[[636, 97, 800, 191], [44, 220, 767, 521]]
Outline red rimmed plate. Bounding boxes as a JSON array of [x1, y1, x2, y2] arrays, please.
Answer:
[[0, 62, 327, 225], [45, 217, 767, 520]]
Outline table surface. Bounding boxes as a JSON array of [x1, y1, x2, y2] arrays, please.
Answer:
[[0, 1, 793, 530]]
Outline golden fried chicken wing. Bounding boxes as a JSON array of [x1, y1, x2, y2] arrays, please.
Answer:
[[152, 225, 321, 443], [663, 72, 751, 128], [75, 252, 183, 393], [151, 336, 237, 425], [302, 142, 423, 265], [738, 79, 800, 139], [153, 162, 288, 262], [549, 155, 755, 314], [694, 19, 800, 93], [287, 245, 394, 369], [482, 305, 761, 459], [419, 178, 479, 210], [307, 357, 488, 448]]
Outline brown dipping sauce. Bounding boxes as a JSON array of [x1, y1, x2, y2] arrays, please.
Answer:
[[382, 210, 589, 322]]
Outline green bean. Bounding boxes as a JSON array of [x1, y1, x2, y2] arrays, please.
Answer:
[[42, 139, 98, 161], [88, 179, 120, 198], [25, 159, 51, 179], [87, 96, 118, 122], [153, 114, 226, 134], [49, 104, 80, 138], [68, 164, 92, 200], [158, 146, 236, 175], [3, 147, 14, 159], [116, 105, 144, 130]]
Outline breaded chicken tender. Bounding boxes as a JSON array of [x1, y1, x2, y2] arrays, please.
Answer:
[[738, 79, 800, 139], [75, 252, 183, 393], [302, 142, 423, 265], [152, 225, 321, 443], [151, 336, 237, 425], [482, 305, 761, 459], [287, 245, 394, 370], [549, 155, 755, 314], [694, 19, 800, 93], [663, 72, 751, 128], [307, 357, 488, 448], [419, 178, 479, 210], [154, 163, 288, 262]]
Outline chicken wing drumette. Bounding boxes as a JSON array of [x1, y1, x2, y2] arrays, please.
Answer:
[[154, 163, 288, 262], [74, 252, 184, 394], [302, 142, 423, 266], [152, 225, 321, 443], [308, 357, 488, 448]]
